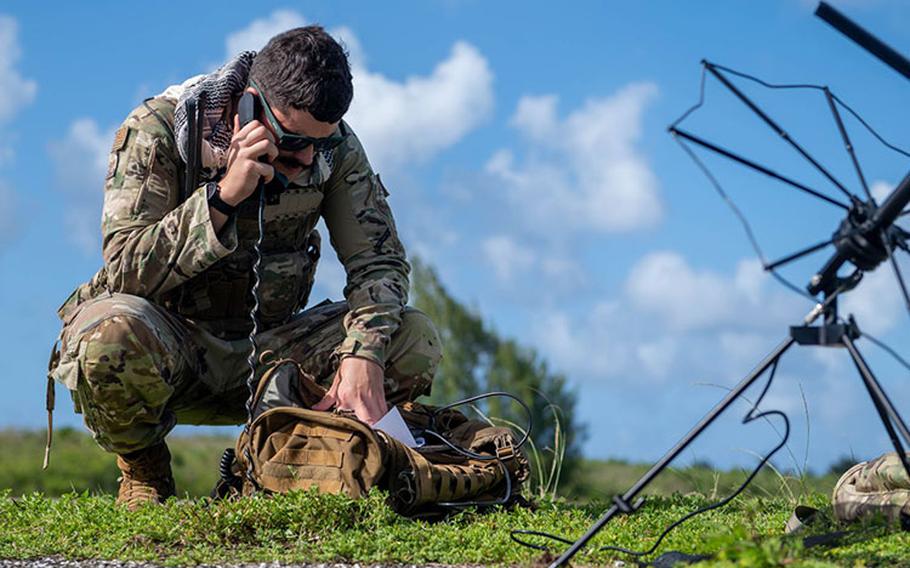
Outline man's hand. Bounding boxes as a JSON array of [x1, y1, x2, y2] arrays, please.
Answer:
[[210, 115, 279, 232], [312, 357, 389, 425]]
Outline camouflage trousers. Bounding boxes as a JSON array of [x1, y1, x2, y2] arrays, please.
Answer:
[[49, 293, 442, 455], [833, 452, 910, 523]]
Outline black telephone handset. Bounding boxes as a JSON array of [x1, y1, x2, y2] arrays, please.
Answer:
[[237, 91, 288, 201], [238, 91, 260, 129]]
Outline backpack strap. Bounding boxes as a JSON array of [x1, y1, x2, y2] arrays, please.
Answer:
[[182, 91, 206, 202]]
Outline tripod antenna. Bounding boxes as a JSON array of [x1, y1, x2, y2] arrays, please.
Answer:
[[705, 63, 856, 202], [526, 5, 910, 567]]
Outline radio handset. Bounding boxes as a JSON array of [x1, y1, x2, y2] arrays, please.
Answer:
[[237, 91, 288, 201], [238, 91, 259, 129]]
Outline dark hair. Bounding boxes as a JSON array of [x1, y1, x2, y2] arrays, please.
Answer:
[[249, 25, 353, 123]]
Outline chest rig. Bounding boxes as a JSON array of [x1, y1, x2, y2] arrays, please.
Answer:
[[166, 95, 325, 338]]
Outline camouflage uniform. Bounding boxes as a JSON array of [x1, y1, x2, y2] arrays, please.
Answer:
[[832, 452, 910, 523], [48, 98, 441, 455]]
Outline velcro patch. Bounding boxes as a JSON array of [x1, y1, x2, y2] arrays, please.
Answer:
[[107, 126, 130, 180], [111, 126, 129, 153]]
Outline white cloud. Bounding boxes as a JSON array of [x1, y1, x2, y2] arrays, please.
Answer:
[[48, 119, 113, 194], [224, 9, 306, 57], [543, 306, 656, 381], [534, 302, 635, 379], [636, 336, 680, 378], [223, 11, 493, 174], [487, 83, 662, 234], [48, 118, 115, 254], [224, 11, 365, 69], [482, 235, 535, 283], [626, 251, 735, 330], [841, 261, 906, 335], [718, 331, 773, 370], [540, 256, 587, 287], [0, 15, 37, 249], [311, 219, 347, 302], [479, 233, 589, 292], [529, 247, 910, 469], [870, 179, 892, 204], [532, 252, 802, 385], [0, 16, 36, 126], [346, 41, 493, 172], [625, 252, 797, 331], [330, 25, 366, 69], [511, 94, 558, 140]]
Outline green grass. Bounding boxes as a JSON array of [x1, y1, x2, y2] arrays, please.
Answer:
[[4, 489, 910, 566], [3, 429, 910, 566]]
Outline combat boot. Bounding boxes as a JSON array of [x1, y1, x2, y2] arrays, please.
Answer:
[[116, 442, 176, 510]]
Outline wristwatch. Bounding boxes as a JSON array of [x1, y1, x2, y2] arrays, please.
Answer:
[[206, 182, 236, 215]]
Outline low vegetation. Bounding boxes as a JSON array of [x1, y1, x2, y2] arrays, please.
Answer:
[[2, 429, 909, 566]]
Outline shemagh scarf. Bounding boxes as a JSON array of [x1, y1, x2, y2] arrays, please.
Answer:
[[163, 51, 256, 181]]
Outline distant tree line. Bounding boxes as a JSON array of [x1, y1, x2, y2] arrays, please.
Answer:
[[410, 258, 585, 489]]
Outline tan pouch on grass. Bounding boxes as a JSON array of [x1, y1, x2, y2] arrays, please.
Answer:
[[232, 356, 530, 516], [832, 452, 910, 525]]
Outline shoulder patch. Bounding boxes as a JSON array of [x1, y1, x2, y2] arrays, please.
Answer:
[[107, 126, 130, 180], [111, 126, 129, 153]]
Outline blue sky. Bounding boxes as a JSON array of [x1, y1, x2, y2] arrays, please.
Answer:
[[3, 0, 910, 474]]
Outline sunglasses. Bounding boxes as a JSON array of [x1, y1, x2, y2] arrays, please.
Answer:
[[250, 80, 348, 153]]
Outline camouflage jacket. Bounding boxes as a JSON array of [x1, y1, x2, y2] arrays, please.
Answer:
[[59, 98, 410, 366]]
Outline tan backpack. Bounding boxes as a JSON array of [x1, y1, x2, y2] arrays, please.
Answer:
[[219, 356, 530, 518]]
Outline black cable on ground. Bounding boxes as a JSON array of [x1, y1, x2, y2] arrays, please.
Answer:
[[423, 391, 533, 510], [510, 358, 790, 557]]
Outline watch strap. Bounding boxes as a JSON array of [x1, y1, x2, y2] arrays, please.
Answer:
[[206, 183, 236, 215]]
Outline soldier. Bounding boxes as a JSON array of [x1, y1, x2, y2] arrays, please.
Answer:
[[47, 26, 442, 509]]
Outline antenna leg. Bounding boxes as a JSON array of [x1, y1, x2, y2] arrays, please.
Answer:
[[842, 332, 910, 479], [548, 336, 796, 567]]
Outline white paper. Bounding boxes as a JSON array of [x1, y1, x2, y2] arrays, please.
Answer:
[[373, 406, 420, 448]]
